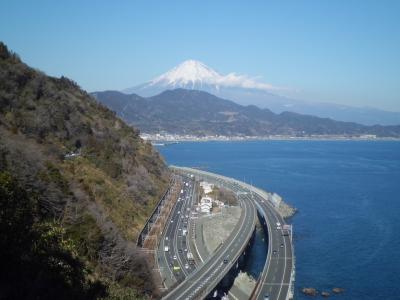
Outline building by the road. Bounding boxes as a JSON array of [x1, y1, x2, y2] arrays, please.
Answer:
[[200, 181, 214, 194], [200, 196, 212, 213]]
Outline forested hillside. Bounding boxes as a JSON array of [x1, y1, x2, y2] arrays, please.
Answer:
[[0, 42, 170, 299], [93, 89, 400, 137]]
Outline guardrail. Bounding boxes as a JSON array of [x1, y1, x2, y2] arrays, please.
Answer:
[[137, 175, 177, 247], [173, 166, 295, 300], [165, 167, 256, 299]]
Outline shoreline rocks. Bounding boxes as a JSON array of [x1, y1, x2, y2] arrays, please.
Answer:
[[332, 287, 345, 294], [302, 287, 345, 297], [277, 200, 297, 218], [302, 288, 317, 296]]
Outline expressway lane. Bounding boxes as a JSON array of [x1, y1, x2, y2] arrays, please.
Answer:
[[159, 176, 197, 284], [253, 192, 293, 300], [163, 180, 256, 300], [172, 166, 294, 300], [174, 178, 196, 276]]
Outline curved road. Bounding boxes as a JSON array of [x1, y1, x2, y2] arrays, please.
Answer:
[[163, 175, 256, 299], [172, 166, 294, 300]]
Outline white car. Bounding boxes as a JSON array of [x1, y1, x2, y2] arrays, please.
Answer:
[[173, 255, 177, 260], [185, 263, 189, 269]]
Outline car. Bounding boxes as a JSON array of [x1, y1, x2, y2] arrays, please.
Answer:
[[169, 263, 173, 268], [173, 255, 177, 260], [277, 226, 282, 230], [223, 258, 229, 264], [185, 263, 189, 269], [280, 243, 284, 248], [184, 248, 188, 252], [165, 237, 168, 241], [178, 249, 183, 253], [170, 220, 173, 223], [264, 294, 270, 300], [178, 211, 180, 214], [273, 250, 277, 255]]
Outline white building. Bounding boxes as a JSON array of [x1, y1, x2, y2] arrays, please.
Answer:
[[200, 181, 214, 194], [200, 196, 213, 213], [213, 199, 225, 208]]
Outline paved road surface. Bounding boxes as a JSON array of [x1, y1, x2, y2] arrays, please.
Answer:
[[172, 167, 294, 300], [159, 176, 197, 285], [163, 174, 256, 299]]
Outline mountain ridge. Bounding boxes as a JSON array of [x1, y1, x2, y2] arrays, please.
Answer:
[[92, 88, 400, 138], [123, 60, 400, 126]]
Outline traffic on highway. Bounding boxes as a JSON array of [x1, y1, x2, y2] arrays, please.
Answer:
[[159, 177, 197, 284], [158, 166, 294, 300]]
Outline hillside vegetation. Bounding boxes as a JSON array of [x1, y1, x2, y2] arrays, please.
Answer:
[[93, 89, 400, 137], [0, 42, 170, 299]]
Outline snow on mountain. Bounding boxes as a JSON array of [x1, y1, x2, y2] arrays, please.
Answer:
[[124, 59, 277, 94], [149, 60, 221, 89], [122, 60, 400, 126]]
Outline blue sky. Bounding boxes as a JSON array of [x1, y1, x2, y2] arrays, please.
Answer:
[[1, 1, 399, 111]]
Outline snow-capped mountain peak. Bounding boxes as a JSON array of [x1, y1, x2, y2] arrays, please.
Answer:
[[149, 59, 222, 89], [125, 59, 279, 94], [120, 60, 400, 125]]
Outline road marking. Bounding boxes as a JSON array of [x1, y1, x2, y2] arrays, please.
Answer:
[[166, 189, 254, 299]]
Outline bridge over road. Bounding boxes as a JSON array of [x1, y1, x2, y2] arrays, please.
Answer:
[[172, 166, 295, 300], [163, 169, 257, 300]]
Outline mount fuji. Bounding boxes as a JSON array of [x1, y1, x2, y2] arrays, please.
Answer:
[[122, 60, 400, 126]]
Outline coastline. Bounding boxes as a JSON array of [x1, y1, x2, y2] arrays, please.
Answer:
[[171, 165, 296, 219], [141, 133, 400, 143]]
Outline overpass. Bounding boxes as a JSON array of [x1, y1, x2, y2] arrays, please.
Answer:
[[162, 169, 257, 299], [172, 166, 295, 300]]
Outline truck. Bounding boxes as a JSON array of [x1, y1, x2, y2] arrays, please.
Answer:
[[282, 224, 291, 236], [187, 252, 194, 264], [173, 266, 181, 271], [164, 246, 169, 252]]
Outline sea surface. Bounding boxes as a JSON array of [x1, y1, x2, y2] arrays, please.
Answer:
[[157, 140, 400, 300]]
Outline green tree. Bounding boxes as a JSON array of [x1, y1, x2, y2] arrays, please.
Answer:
[[0, 172, 106, 300]]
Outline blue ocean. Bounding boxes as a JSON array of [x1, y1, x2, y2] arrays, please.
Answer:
[[157, 141, 400, 299]]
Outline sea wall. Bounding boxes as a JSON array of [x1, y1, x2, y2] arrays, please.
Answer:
[[172, 166, 296, 219]]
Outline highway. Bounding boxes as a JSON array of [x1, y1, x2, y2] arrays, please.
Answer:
[[163, 174, 257, 300], [251, 191, 293, 300], [159, 176, 197, 284], [172, 166, 294, 300]]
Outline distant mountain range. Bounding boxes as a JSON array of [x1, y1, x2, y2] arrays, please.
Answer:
[[122, 60, 400, 126], [92, 89, 400, 137]]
